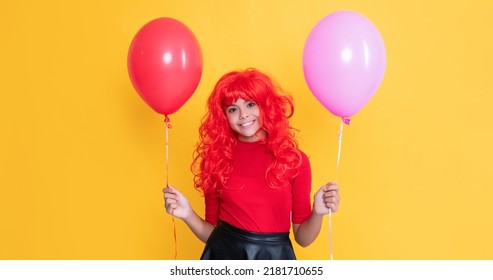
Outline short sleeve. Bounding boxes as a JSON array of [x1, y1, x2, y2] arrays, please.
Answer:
[[204, 190, 220, 225], [291, 152, 312, 224]]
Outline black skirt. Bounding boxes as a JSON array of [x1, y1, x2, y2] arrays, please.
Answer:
[[200, 221, 296, 260]]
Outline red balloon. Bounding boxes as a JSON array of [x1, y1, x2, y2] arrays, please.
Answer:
[[128, 18, 203, 115]]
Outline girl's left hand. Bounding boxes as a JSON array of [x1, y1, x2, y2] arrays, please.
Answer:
[[313, 182, 340, 215]]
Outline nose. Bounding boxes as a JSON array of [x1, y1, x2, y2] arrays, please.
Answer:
[[239, 108, 249, 119]]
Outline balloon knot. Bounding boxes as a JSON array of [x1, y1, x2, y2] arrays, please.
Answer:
[[164, 115, 172, 129], [342, 117, 351, 125]]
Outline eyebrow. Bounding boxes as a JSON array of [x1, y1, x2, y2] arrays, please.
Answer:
[[227, 100, 253, 107]]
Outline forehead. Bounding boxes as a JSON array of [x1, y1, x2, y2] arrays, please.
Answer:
[[222, 89, 252, 106], [226, 98, 250, 106]]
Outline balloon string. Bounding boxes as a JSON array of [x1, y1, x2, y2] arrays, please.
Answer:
[[330, 117, 349, 261], [171, 210, 177, 260], [328, 207, 333, 261], [165, 115, 171, 187], [165, 115, 177, 260], [336, 117, 350, 170]]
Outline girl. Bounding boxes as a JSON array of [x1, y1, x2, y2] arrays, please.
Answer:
[[163, 68, 340, 260]]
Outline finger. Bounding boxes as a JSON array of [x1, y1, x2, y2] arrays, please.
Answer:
[[324, 196, 338, 204], [168, 185, 179, 192], [166, 198, 179, 207], [326, 202, 338, 213], [163, 187, 175, 195], [168, 186, 184, 198], [324, 182, 339, 192], [166, 204, 177, 215], [164, 193, 177, 201], [322, 183, 337, 192], [323, 190, 340, 201], [323, 189, 338, 196], [165, 195, 179, 205]]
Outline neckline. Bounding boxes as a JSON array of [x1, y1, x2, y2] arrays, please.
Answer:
[[235, 140, 265, 149], [237, 139, 264, 145]]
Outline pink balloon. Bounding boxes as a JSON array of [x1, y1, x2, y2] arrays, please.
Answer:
[[303, 11, 386, 118]]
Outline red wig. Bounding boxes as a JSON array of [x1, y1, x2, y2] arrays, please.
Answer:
[[191, 68, 302, 194]]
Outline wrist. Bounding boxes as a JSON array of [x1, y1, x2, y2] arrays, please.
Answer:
[[183, 209, 197, 224], [311, 207, 325, 218]]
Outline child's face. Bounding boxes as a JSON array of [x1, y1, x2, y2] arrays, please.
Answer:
[[225, 98, 266, 142]]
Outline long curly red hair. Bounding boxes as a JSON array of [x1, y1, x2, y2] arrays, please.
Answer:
[[191, 68, 302, 194]]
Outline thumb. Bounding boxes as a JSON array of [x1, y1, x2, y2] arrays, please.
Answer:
[[167, 185, 184, 198]]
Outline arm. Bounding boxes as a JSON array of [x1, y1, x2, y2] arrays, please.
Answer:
[[163, 185, 215, 243], [292, 182, 340, 247]]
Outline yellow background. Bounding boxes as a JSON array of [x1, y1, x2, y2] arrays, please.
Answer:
[[1, 0, 492, 260]]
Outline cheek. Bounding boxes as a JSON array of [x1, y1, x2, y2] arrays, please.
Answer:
[[255, 109, 263, 124], [225, 113, 236, 126]]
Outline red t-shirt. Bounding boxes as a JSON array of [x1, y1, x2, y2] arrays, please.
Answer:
[[204, 141, 312, 233]]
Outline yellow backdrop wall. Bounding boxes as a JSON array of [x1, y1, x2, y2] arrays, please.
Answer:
[[1, 0, 492, 259]]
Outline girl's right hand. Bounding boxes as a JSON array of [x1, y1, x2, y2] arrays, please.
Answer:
[[313, 182, 340, 215], [163, 185, 191, 220]]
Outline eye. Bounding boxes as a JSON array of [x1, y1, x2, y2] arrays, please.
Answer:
[[226, 107, 237, 113], [247, 102, 256, 108]]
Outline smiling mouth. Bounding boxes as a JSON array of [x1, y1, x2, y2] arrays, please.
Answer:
[[240, 121, 254, 127]]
